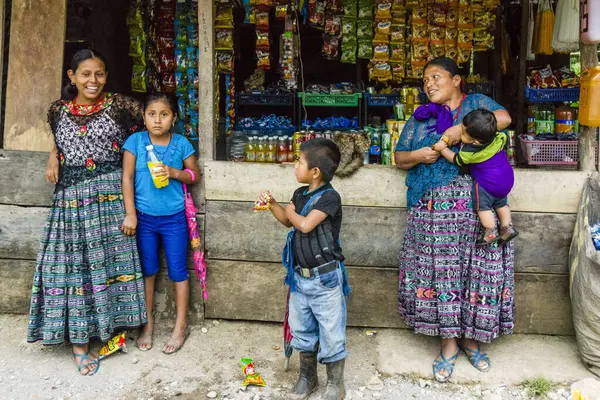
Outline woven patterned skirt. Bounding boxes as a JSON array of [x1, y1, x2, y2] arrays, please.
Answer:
[[28, 171, 147, 345], [398, 175, 514, 343]]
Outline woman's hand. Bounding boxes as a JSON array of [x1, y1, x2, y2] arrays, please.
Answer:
[[122, 214, 137, 236], [45, 155, 59, 184], [443, 124, 462, 145], [412, 147, 441, 164]]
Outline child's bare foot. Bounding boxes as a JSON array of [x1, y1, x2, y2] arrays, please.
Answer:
[[136, 324, 153, 351], [163, 325, 190, 355]]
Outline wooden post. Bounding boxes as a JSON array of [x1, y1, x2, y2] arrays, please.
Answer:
[[516, 0, 530, 136], [579, 43, 598, 172], [197, 1, 215, 161], [3, 0, 66, 151]]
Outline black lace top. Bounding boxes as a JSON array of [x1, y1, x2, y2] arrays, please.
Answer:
[[48, 93, 143, 188]]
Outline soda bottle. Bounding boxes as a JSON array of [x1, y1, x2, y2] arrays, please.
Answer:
[[266, 136, 277, 163], [287, 136, 294, 162], [245, 136, 256, 162], [277, 136, 288, 163], [146, 145, 169, 188], [370, 132, 382, 164], [255, 137, 266, 163]]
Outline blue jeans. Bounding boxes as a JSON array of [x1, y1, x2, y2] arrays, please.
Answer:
[[136, 210, 189, 282], [288, 264, 348, 364]]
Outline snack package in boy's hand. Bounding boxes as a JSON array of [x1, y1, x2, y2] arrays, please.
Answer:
[[98, 332, 127, 360], [240, 357, 267, 387], [253, 190, 273, 212]]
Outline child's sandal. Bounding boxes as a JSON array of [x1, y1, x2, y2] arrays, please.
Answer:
[[476, 227, 499, 246], [498, 224, 519, 245]]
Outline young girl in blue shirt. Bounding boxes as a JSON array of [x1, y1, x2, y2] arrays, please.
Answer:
[[121, 93, 200, 354]]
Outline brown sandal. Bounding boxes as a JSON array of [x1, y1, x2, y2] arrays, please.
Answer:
[[499, 223, 519, 245], [476, 227, 499, 245]]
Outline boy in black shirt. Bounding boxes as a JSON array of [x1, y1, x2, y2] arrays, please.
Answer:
[[259, 138, 349, 400]]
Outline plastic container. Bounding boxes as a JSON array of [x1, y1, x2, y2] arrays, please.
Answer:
[[366, 94, 400, 107], [579, 66, 600, 127], [525, 87, 580, 102], [227, 131, 247, 162], [581, 1, 600, 44], [518, 136, 578, 165], [298, 93, 362, 107], [146, 145, 169, 188]]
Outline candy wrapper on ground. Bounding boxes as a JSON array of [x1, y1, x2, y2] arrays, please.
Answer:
[[254, 190, 273, 212], [98, 332, 127, 360], [240, 357, 267, 387]]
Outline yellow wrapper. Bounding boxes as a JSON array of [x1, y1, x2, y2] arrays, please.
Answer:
[[253, 190, 273, 212], [98, 332, 127, 360]]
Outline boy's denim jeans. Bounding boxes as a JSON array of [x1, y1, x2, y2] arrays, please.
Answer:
[[288, 264, 348, 364]]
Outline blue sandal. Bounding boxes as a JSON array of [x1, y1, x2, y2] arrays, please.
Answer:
[[432, 349, 460, 383], [72, 350, 100, 376], [459, 344, 490, 372]]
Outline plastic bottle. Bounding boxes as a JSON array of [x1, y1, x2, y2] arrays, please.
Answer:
[[146, 145, 169, 188], [276, 136, 288, 163], [579, 66, 600, 127], [255, 137, 266, 163], [527, 105, 537, 135], [286, 136, 294, 162], [266, 136, 277, 163], [554, 103, 576, 135], [245, 136, 256, 162]]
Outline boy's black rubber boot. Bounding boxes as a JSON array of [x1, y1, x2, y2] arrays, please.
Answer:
[[289, 352, 319, 400], [318, 359, 346, 400]]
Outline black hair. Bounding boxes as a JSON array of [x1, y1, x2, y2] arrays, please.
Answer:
[[424, 56, 464, 92], [62, 49, 108, 100], [143, 92, 178, 116], [462, 109, 498, 144], [299, 138, 341, 183]]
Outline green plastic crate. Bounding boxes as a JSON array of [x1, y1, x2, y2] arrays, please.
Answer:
[[298, 93, 362, 107]]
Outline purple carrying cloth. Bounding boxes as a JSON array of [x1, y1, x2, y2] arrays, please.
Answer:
[[413, 102, 454, 135]]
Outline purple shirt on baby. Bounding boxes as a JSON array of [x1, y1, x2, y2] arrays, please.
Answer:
[[469, 150, 514, 198]]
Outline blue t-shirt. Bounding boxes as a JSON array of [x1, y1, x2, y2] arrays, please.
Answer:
[[123, 131, 195, 216]]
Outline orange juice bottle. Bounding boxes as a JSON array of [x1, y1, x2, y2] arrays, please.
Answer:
[[579, 66, 600, 127], [146, 145, 169, 188]]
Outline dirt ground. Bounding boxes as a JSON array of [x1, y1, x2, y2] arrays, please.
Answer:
[[0, 314, 596, 400]]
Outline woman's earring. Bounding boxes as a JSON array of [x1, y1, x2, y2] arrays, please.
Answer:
[[71, 82, 75, 86]]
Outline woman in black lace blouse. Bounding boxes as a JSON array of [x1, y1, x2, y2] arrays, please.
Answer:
[[28, 49, 147, 375]]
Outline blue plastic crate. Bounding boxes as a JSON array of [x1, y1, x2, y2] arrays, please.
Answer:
[[366, 94, 400, 107], [525, 88, 580, 103]]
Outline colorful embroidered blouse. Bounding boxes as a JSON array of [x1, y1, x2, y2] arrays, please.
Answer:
[[48, 93, 143, 188]]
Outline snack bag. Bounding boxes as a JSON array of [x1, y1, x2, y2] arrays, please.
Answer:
[[98, 332, 127, 360], [241, 357, 267, 387], [254, 190, 273, 212]]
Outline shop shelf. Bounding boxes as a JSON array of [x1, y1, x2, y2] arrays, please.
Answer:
[[518, 136, 578, 165], [365, 94, 400, 107], [235, 127, 295, 135], [465, 81, 495, 97], [298, 93, 362, 107], [525, 88, 580, 103], [237, 93, 295, 106]]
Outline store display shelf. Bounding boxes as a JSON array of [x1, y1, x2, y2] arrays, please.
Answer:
[[365, 94, 400, 107], [465, 81, 495, 97], [518, 136, 578, 166], [236, 127, 295, 135], [525, 88, 580, 103], [298, 93, 362, 107], [237, 93, 295, 106]]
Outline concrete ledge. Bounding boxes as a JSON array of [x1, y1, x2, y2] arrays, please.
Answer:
[[204, 259, 574, 335], [0, 259, 34, 314], [205, 201, 574, 274], [204, 161, 590, 213]]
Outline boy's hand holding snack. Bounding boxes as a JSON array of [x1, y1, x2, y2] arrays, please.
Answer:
[[432, 139, 448, 152], [254, 190, 274, 212]]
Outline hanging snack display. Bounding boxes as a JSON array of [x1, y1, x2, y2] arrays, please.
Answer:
[[216, 0, 235, 74], [127, 1, 148, 92], [321, 0, 345, 61], [225, 74, 236, 136], [280, 14, 299, 90]]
